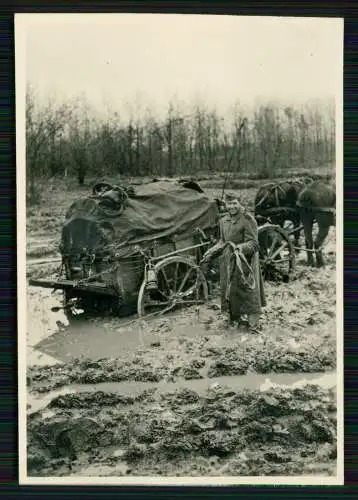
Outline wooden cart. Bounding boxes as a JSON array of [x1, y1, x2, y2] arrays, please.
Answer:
[[28, 180, 298, 320]]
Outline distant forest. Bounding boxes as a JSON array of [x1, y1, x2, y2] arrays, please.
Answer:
[[26, 84, 335, 197]]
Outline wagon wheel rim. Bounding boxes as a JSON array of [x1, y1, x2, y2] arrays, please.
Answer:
[[137, 256, 208, 318], [258, 225, 295, 281]]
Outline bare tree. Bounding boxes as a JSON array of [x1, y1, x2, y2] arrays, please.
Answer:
[[68, 96, 93, 185], [26, 84, 46, 202], [26, 85, 71, 202], [26, 86, 336, 185], [254, 105, 284, 177]]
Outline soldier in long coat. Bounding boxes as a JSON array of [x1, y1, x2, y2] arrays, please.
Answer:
[[201, 194, 266, 330]]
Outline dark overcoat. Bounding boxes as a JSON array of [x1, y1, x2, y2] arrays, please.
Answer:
[[206, 211, 266, 321]]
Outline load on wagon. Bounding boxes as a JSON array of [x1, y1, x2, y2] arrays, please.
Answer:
[[29, 180, 220, 319]]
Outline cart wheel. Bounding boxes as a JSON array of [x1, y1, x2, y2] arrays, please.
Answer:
[[258, 224, 295, 282], [137, 255, 208, 318]]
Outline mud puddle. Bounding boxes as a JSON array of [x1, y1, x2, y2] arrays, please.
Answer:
[[27, 371, 336, 416], [26, 286, 150, 360], [27, 284, 336, 370], [26, 287, 69, 350], [26, 286, 221, 365]]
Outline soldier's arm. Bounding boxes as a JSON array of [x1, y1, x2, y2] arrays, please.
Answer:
[[201, 219, 226, 262], [238, 213, 259, 257]]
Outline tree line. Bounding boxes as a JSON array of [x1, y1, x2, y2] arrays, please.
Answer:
[[26, 84, 335, 199]]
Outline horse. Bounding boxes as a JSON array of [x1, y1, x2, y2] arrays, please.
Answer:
[[296, 180, 336, 267]]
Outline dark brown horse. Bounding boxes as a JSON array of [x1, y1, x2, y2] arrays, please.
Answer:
[[296, 181, 336, 267], [254, 179, 308, 247]]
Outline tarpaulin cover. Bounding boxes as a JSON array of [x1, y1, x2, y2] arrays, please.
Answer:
[[62, 181, 219, 258]]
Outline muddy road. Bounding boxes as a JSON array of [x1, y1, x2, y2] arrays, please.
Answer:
[[28, 382, 337, 477], [25, 182, 338, 478]]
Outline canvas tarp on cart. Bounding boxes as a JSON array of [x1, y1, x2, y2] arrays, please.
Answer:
[[61, 181, 220, 258]]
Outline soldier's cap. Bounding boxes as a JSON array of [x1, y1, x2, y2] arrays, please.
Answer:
[[225, 192, 242, 203]]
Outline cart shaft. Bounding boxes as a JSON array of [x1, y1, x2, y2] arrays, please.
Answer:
[[28, 277, 115, 296], [150, 241, 210, 262]]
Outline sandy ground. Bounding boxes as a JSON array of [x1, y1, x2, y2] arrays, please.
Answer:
[[24, 179, 338, 478]]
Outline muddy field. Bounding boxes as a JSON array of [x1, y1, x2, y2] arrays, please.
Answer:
[[25, 177, 338, 478]]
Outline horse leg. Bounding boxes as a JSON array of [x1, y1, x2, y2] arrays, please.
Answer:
[[294, 230, 301, 253], [293, 215, 301, 253], [314, 213, 331, 267], [301, 213, 315, 267]]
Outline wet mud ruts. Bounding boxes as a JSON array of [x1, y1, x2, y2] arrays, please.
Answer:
[[27, 340, 335, 394], [27, 384, 337, 477]]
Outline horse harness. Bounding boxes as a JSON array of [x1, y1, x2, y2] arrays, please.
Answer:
[[255, 183, 288, 211]]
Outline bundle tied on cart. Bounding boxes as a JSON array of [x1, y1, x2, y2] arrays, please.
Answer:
[[60, 180, 220, 302]]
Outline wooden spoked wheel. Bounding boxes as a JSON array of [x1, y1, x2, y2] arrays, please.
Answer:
[[258, 224, 295, 282], [137, 255, 208, 318]]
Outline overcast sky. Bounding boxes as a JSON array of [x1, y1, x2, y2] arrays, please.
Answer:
[[17, 13, 343, 119]]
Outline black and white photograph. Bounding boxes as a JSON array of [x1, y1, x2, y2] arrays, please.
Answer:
[[16, 13, 343, 485]]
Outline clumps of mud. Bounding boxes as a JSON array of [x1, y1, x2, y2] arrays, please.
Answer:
[[262, 263, 336, 330], [206, 336, 336, 378], [48, 391, 136, 409], [27, 358, 168, 393], [27, 329, 336, 394], [27, 384, 337, 477]]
